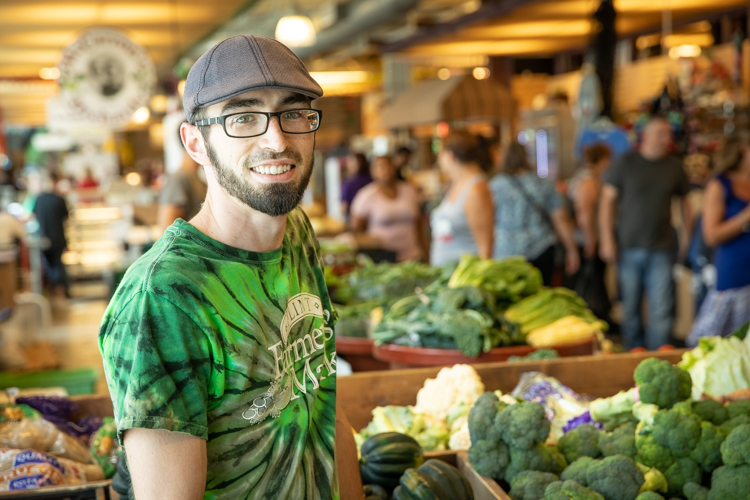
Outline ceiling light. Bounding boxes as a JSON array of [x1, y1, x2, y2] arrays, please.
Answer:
[[275, 15, 317, 47], [669, 44, 702, 59], [472, 67, 490, 80], [437, 68, 451, 80], [132, 106, 151, 124], [309, 71, 371, 85], [39, 67, 60, 80], [149, 95, 168, 114], [125, 172, 141, 186], [177, 80, 186, 97]]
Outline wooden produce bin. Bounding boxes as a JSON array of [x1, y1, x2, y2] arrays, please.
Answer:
[[339, 350, 685, 430]]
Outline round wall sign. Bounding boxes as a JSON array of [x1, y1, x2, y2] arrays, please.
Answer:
[[58, 28, 156, 127]]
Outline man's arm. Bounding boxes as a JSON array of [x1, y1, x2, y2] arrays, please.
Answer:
[[598, 184, 619, 263], [124, 428, 207, 500], [550, 208, 580, 275]]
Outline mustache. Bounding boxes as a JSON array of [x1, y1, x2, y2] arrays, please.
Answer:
[[246, 149, 304, 167]]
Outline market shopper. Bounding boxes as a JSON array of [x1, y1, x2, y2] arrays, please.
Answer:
[[430, 131, 494, 265], [350, 155, 424, 262], [599, 117, 692, 350], [489, 142, 579, 285], [688, 134, 750, 345], [564, 144, 612, 322], [100, 35, 348, 500], [340, 152, 371, 216], [32, 173, 70, 298], [157, 145, 207, 231]]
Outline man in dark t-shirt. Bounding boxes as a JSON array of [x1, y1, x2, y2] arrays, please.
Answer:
[[33, 187, 69, 297], [599, 117, 691, 350]]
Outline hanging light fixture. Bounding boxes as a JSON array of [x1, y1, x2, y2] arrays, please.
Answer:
[[275, 14, 317, 47]]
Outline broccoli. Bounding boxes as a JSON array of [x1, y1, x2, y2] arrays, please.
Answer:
[[663, 457, 702, 498], [509, 470, 560, 500], [468, 392, 504, 444], [706, 464, 750, 500], [719, 423, 750, 466], [633, 358, 692, 409], [682, 482, 709, 500], [561, 456, 597, 486], [726, 400, 750, 420], [545, 480, 605, 500], [505, 444, 561, 483], [718, 413, 750, 434], [549, 447, 569, 474], [557, 424, 602, 464], [508, 349, 560, 362], [635, 463, 668, 495], [691, 400, 729, 426], [689, 421, 726, 473], [634, 493, 664, 500], [599, 422, 637, 459], [586, 454, 645, 500], [496, 401, 551, 450], [651, 408, 702, 458], [635, 432, 675, 472], [468, 439, 510, 480]]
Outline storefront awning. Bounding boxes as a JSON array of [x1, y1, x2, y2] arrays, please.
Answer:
[[381, 75, 516, 129]]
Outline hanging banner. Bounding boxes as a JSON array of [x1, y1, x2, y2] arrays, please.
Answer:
[[58, 28, 156, 128]]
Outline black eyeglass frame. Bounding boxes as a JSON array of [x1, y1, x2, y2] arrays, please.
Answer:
[[192, 109, 323, 138]]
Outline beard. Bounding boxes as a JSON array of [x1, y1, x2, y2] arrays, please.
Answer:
[[205, 141, 314, 217]]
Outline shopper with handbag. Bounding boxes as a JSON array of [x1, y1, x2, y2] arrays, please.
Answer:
[[489, 142, 579, 285]]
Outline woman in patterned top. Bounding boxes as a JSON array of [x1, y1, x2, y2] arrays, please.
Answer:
[[489, 142, 579, 285]]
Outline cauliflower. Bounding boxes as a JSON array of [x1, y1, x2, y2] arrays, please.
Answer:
[[413, 364, 485, 420], [448, 419, 471, 450]]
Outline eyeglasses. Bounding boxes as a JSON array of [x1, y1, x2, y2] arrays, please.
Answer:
[[193, 109, 322, 138]]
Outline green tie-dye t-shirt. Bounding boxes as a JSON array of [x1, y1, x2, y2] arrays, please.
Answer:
[[99, 209, 338, 500]]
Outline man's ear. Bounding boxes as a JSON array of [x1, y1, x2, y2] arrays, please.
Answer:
[[181, 123, 212, 167]]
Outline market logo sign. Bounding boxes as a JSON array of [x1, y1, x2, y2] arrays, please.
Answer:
[[58, 28, 156, 127]]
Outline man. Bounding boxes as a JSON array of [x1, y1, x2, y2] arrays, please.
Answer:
[[157, 144, 207, 231], [33, 172, 69, 299], [100, 36, 347, 499], [599, 117, 691, 351], [393, 145, 412, 180]]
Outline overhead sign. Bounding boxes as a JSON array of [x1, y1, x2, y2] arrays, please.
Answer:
[[58, 28, 156, 128]]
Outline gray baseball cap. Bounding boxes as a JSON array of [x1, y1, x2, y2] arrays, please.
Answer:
[[183, 35, 323, 124]]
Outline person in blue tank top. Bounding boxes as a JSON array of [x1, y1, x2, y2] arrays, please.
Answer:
[[688, 134, 750, 345], [430, 131, 494, 266]]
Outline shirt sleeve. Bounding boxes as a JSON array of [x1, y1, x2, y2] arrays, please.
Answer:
[[349, 186, 371, 221], [159, 173, 189, 206], [603, 156, 625, 191], [100, 290, 212, 442]]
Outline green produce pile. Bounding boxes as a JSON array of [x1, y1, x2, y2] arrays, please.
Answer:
[[355, 405, 452, 452], [448, 255, 543, 308], [508, 349, 560, 363], [371, 285, 522, 357], [505, 288, 603, 336], [466, 355, 750, 500]]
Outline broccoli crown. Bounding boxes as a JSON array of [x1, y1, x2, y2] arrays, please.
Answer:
[[561, 456, 597, 486], [599, 422, 637, 459], [726, 400, 750, 420], [634, 493, 664, 500], [663, 457, 702, 498], [586, 454, 645, 500], [545, 479, 605, 500], [689, 421, 727, 473], [557, 424, 602, 464], [691, 400, 729, 426], [496, 401, 551, 450], [506, 444, 559, 483], [707, 464, 750, 500], [468, 391, 504, 444], [635, 433, 675, 472], [633, 358, 692, 409], [509, 470, 560, 500], [720, 423, 750, 467], [468, 439, 510, 480], [651, 408, 702, 458], [718, 413, 750, 434], [682, 481, 709, 500], [549, 446, 569, 474]]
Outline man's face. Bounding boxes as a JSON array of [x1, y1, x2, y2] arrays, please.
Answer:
[[200, 89, 315, 217], [643, 120, 672, 158]]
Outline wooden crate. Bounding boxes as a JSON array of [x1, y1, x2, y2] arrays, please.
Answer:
[[339, 350, 685, 430]]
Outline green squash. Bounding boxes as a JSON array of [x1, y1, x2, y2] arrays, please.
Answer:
[[360, 432, 425, 490], [391, 460, 474, 500], [364, 484, 391, 500]]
